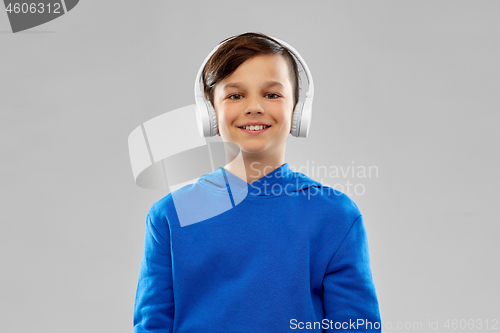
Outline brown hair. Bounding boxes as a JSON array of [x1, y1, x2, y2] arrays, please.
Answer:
[[202, 32, 300, 109]]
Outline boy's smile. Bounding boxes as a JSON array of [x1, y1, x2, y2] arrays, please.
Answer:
[[213, 54, 294, 159]]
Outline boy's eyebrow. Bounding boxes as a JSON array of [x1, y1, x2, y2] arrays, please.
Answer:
[[222, 81, 284, 90], [263, 81, 285, 89]]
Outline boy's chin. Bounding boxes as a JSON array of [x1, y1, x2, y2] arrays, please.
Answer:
[[238, 146, 271, 155]]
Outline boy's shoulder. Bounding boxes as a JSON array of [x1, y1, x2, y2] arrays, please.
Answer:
[[147, 179, 223, 227], [292, 170, 362, 221]]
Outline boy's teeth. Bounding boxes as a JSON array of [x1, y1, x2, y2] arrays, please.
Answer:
[[243, 125, 267, 130]]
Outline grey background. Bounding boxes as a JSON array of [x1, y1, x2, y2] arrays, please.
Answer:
[[1, 1, 499, 332]]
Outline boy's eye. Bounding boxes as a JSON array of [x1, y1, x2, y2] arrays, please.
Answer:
[[266, 93, 280, 99], [228, 94, 243, 100]]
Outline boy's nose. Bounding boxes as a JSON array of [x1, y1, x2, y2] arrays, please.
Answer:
[[245, 96, 265, 114]]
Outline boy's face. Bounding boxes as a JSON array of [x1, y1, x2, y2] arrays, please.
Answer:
[[213, 54, 294, 158]]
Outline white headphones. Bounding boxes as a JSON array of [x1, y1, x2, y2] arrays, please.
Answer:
[[194, 35, 314, 138]]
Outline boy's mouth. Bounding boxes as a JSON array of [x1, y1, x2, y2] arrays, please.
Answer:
[[237, 125, 270, 130], [237, 125, 271, 134]]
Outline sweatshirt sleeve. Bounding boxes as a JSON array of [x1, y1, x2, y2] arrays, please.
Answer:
[[133, 213, 175, 333], [322, 215, 381, 332]]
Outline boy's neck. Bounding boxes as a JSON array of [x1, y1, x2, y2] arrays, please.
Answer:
[[224, 151, 285, 185]]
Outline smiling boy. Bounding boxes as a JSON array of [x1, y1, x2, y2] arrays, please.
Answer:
[[133, 32, 382, 332]]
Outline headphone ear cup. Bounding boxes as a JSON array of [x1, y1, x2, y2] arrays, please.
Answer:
[[290, 101, 304, 137], [298, 96, 313, 138], [195, 96, 218, 137], [205, 100, 218, 136], [195, 96, 209, 137]]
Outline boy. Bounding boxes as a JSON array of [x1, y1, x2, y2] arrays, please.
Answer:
[[134, 32, 381, 332]]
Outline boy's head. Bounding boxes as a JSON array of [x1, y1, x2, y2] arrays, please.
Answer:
[[201, 32, 301, 158], [202, 32, 300, 111]]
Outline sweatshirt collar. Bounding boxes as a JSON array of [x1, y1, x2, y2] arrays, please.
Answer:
[[199, 163, 321, 197]]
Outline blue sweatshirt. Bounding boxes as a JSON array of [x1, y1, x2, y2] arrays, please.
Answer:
[[134, 163, 381, 332]]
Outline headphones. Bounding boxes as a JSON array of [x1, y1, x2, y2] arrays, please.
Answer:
[[194, 35, 314, 138]]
